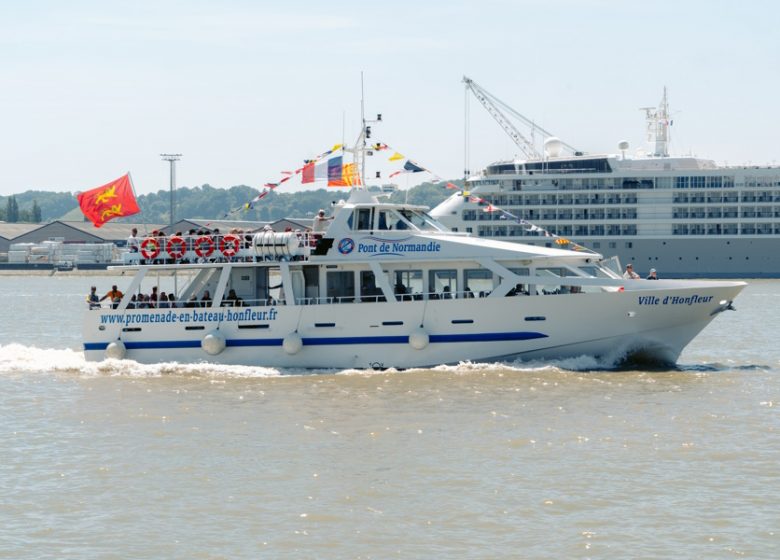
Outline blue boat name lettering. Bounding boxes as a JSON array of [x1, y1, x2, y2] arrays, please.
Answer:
[[358, 243, 380, 253], [662, 294, 713, 306], [99, 307, 279, 326], [638, 294, 715, 306], [357, 240, 442, 254], [393, 241, 441, 253]]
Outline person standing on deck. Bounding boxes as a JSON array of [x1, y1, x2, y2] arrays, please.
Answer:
[[623, 263, 640, 280]]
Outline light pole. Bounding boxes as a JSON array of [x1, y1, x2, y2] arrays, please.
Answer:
[[160, 153, 182, 227]]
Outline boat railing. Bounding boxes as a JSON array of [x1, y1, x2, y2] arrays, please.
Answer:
[[124, 231, 316, 266]]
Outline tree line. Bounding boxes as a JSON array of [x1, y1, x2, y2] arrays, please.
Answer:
[[0, 181, 460, 224], [1, 196, 42, 223]]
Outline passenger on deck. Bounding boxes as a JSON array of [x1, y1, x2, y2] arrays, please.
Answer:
[[394, 280, 410, 301], [223, 289, 243, 307], [646, 268, 658, 280], [86, 286, 100, 309], [463, 286, 475, 298], [100, 285, 124, 308], [313, 209, 332, 233], [201, 290, 212, 308], [186, 294, 199, 308], [168, 294, 178, 308], [507, 283, 525, 297], [126, 294, 137, 309], [127, 228, 139, 253], [623, 263, 640, 280], [441, 285, 453, 299], [158, 292, 170, 308]]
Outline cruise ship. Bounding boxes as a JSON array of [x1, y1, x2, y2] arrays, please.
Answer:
[[432, 87, 780, 278]]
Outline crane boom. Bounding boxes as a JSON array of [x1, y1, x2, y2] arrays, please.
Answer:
[[463, 76, 579, 159]]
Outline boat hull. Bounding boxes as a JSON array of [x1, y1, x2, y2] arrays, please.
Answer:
[[83, 281, 745, 369]]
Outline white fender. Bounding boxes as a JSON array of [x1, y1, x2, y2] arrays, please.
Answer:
[[409, 328, 429, 350], [283, 333, 303, 355], [202, 331, 226, 355], [105, 340, 126, 360]]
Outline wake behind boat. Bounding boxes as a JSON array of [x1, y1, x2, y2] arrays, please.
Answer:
[[83, 193, 745, 369]]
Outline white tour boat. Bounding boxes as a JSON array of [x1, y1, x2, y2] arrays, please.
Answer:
[[83, 190, 746, 369]]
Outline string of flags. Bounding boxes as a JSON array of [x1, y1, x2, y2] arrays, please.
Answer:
[[456, 190, 597, 253], [216, 139, 596, 253]]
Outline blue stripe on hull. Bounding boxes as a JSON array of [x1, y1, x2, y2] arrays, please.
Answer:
[[84, 331, 548, 352]]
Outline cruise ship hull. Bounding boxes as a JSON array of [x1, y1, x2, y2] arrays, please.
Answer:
[[518, 237, 780, 279]]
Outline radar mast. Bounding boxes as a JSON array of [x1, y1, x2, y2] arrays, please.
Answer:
[[641, 87, 671, 157]]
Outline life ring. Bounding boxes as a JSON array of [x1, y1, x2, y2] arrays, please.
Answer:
[[166, 236, 186, 259], [220, 234, 241, 258], [194, 236, 215, 258], [140, 238, 160, 260]]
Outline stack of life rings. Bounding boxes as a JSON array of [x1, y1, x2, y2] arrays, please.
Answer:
[[139, 233, 243, 261]]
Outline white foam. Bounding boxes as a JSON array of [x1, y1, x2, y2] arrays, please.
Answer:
[[0, 343, 614, 379], [0, 343, 287, 379]]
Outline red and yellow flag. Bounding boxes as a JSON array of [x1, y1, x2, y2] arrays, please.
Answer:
[[77, 173, 140, 228]]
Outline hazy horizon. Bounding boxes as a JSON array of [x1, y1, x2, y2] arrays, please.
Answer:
[[2, 1, 778, 197]]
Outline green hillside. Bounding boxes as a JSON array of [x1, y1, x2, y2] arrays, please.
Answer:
[[0, 181, 459, 224]]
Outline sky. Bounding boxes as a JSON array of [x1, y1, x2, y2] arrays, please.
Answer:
[[1, 0, 779, 197]]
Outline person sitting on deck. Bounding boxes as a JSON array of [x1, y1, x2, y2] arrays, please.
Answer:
[[222, 289, 243, 307], [158, 292, 170, 308], [201, 290, 212, 308]]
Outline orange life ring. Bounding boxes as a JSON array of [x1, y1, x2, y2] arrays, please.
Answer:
[[140, 238, 160, 260], [220, 234, 241, 257], [194, 236, 215, 258], [166, 236, 186, 259]]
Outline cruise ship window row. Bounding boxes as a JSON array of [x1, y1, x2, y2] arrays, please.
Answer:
[[496, 176, 780, 192], [466, 205, 780, 223], [506, 176, 743, 190], [476, 190, 780, 208], [478, 221, 780, 238]]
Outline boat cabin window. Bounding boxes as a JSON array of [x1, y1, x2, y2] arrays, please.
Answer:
[[428, 269, 457, 299], [258, 266, 284, 305], [360, 271, 385, 302], [508, 267, 531, 296], [396, 209, 447, 232], [348, 208, 374, 231], [464, 268, 493, 298], [394, 270, 422, 300], [327, 270, 355, 303], [535, 267, 579, 295], [377, 210, 391, 230]]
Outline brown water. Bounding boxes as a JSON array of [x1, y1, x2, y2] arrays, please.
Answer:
[[0, 276, 778, 558]]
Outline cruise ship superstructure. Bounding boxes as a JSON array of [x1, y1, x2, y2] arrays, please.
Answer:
[[432, 85, 780, 278]]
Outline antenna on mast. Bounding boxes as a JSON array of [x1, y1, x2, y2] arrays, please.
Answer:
[[350, 72, 381, 189], [160, 153, 182, 226]]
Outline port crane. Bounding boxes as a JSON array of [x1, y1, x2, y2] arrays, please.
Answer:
[[462, 76, 579, 161]]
